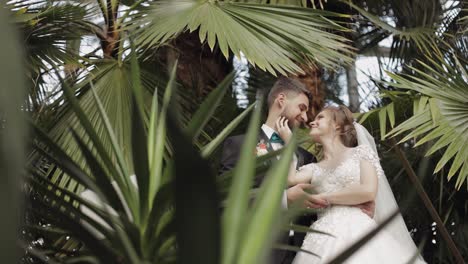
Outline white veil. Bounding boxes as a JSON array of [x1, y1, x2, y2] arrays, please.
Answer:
[[354, 122, 426, 263]]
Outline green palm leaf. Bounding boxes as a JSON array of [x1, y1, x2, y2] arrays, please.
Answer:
[[238, 132, 297, 263], [38, 60, 153, 195], [458, 2, 468, 34], [10, 1, 94, 72], [185, 71, 235, 141], [348, 1, 447, 63], [7, 0, 97, 112], [167, 110, 221, 264], [0, 8, 27, 263], [201, 102, 256, 158], [221, 97, 263, 264], [132, 1, 354, 75], [385, 52, 468, 189], [26, 48, 268, 261]]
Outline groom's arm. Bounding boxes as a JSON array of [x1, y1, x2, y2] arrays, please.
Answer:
[[219, 136, 288, 210], [219, 135, 268, 189]]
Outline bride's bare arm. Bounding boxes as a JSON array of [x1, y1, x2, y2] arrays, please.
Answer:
[[315, 160, 378, 205], [287, 162, 313, 186]]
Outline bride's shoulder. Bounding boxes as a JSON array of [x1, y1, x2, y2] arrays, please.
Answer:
[[352, 144, 369, 150], [298, 162, 318, 172], [352, 144, 379, 160]]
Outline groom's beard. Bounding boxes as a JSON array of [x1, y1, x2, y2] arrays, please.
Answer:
[[289, 119, 297, 129], [281, 108, 295, 128], [290, 116, 302, 128], [287, 118, 300, 129]]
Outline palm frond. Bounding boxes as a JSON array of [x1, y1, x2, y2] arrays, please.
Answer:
[[457, 1, 468, 34], [349, 2, 441, 61], [6, 0, 100, 112], [349, 0, 451, 63], [27, 51, 269, 261], [221, 96, 264, 264], [384, 52, 468, 189], [238, 131, 298, 263], [10, 1, 97, 70], [131, 1, 354, 75], [41, 60, 141, 192], [230, 0, 327, 9]]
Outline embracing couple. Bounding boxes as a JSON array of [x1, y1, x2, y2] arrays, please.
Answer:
[[219, 77, 426, 264]]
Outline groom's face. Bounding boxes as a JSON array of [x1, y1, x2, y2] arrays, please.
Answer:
[[281, 92, 310, 128]]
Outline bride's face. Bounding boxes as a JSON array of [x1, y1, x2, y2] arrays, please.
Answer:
[[309, 110, 336, 142]]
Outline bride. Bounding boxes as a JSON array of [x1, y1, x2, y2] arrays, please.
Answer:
[[276, 105, 426, 264]]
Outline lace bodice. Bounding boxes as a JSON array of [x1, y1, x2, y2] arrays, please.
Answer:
[[293, 145, 427, 264], [298, 145, 384, 194]]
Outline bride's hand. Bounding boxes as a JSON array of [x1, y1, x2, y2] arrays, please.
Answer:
[[286, 184, 328, 208], [276, 116, 292, 144], [355, 200, 375, 218], [312, 194, 330, 208]]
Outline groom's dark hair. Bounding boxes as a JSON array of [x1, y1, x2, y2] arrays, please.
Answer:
[[267, 76, 311, 109]]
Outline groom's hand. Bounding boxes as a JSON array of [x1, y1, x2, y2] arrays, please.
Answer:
[[355, 200, 375, 218], [287, 183, 328, 209]]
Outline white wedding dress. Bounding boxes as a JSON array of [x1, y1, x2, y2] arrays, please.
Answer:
[[292, 145, 425, 264]]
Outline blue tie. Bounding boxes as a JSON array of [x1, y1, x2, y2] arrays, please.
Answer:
[[270, 132, 284, 144]]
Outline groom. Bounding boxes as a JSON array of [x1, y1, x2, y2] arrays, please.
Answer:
[[219, 77, 327, 264]]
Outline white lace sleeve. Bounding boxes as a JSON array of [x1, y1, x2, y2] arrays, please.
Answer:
[[355, 145, 384, 179], [297, 163, 320, 184]]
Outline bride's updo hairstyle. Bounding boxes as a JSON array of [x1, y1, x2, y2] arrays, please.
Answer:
[[323, 105, 358, 147]]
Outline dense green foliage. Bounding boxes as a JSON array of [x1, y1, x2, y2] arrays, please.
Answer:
[[0, 0, 466, 263]]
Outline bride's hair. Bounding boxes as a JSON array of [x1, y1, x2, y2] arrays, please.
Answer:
[[323, 105, 357, 147]]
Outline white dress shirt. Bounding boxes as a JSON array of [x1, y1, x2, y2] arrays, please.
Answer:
[[261, 124, 283, 151]]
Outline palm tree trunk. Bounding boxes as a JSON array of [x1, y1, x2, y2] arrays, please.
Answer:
[[346, 61, 360, 112], [99, 0, 120, 59], [163, 31, 231, 99]]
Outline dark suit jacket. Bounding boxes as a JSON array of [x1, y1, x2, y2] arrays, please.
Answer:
[[218, 130, 316, 264]]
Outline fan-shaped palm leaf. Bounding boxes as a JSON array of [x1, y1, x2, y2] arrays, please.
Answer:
[[384, 52, 468, 189], [9, 1, 93, 71], [132, 1, 354, 75], [28, 51, 309, 262], [7, 0, 100, 113], [39, 60, 146, 195], [457, 1, 468, 34], [230, 0, 327, 9], [349, 1, 445, 60]]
